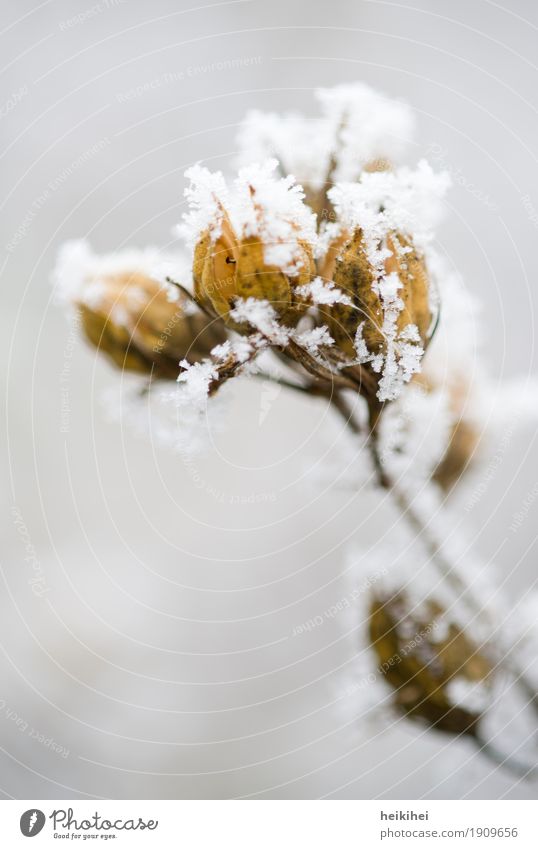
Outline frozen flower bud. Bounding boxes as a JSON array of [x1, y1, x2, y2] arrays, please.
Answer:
[[318, 163, 449, 402], [370, 592, 493, 735], [52, 241, 226, 378], [433, 401, 480, 492], [234, 83, 414, 211], [433, 418, 479, 491], [323, 228, 432, 359], [409, 371, 480, 493], [182, 161, 316, 330]]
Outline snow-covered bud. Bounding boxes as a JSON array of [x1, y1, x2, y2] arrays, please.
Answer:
[[434, 413, 480, 492], [317, 163, 448, 403], [52, 241, 226, 378], [182, 161, 317, 331], [324, 228, 432, 358], [192, 218, 314, 330], [370, 592, 493, 735], [79, 271, 226, 377], [411, 374, 480, 492], [234, 83, 414, 206]]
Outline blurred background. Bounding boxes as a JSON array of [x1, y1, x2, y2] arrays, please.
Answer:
[[1, 0, 538, 799]]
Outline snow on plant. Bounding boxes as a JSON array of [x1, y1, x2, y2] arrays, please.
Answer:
[[236, 82, 414, 199], [52, 240, 225, 379], [52, 82, 538, 781]]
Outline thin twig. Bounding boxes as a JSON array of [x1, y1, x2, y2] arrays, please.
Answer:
[[365, 406, 538, 725], [474, 734, 536, 780], [330, 392, 362, 435], [254, 372, 312, 395], [165, 276, 214, 319], [286, 339, 358, 392]]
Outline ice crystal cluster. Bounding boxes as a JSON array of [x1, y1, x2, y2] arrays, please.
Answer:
[[52, 82, 538, 779]]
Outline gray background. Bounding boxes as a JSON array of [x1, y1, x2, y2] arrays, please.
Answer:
[[1, 0, 537, 799]]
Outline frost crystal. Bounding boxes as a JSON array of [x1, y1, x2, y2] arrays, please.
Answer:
[[328, 160, 450, 257], [177, 359, 217, 404], [292, 325, 334, 355], [230, 297, 290, 345], [352, 273, 425, 402], [210, 337, 253, 364], [315, 82, 415, 182], [181, 159, 317, 275], [51, 239, 192, 307], [181, 164, 229, 244], [296, 276, 353, 306], [235, 82, 415, 189]]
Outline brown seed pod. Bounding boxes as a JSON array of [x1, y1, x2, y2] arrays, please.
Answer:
[[410, 373, 480, 493], [433, 418, 480, 492], [193, 213, 315, 331], [78, 270, 226, 378], [369, 592, 493, 735], [322, 229, 433, 365], [432, 379, 480, 492]]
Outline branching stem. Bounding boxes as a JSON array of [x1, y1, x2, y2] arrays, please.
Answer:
[[365, 403, 538, 734]]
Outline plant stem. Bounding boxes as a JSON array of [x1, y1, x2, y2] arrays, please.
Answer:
[[474, 734, 536, 780], [365, 406, 538, 726], [257, 370, 538, 731], [369, 428, 483, 620], [165, 276, 214, 319]]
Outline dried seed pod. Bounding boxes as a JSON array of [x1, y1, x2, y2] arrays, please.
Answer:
[[432, 380, 480, 492], [193, 215, 315, 331], [316, 162, 448, 404], [323, 229, 433, 362], [433, 418, 480, 492], [77, 270, 226, 378], [184, 161, 317, 333], [409, 372, 480, 493], [369, 592, 493, 735]]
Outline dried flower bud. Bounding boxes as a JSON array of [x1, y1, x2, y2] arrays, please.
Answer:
[[321, 229, 433, 401], [183, 161, 317, 332], [315, 164, 448, 403], [411, 373, 480, 492], [193, 217, 314, 330], [370, 592, 493, 735], [434, 418, 480, 492], [431, 380, 480, 492], [77, 270, 226, 378], [234, 83, 414, 199], [324, 230, 432, 358]]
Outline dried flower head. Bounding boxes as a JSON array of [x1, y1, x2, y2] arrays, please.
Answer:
[[433, 417, 480, 491], [317, 163, 448, 402], [430, 378, 480, 491], [235, 83, 414, 219], [370, 592, 493, 735], [182, 161, 317, 330], [52, 240, 226, 378]]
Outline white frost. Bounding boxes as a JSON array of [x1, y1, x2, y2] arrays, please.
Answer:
[[293, 325, 335, 355], [296, 276, 353, 306], [230, 297, 291, 345], [51, 239, 192, 307], [181, 159, 317, 275], [235, 82, 415, 189]]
